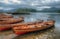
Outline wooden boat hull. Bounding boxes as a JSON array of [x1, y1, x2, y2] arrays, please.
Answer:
[[0, 27, 11, 31], [13, 20, 55, 35], [13, 25, 54, 35], [0, 24, 12, 31], [0, 13, 13, 18], [14, 26, 54, 35], [0, 17, 24, 24]]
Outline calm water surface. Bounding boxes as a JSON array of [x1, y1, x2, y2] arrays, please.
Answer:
[[0, 12, 60, 39]]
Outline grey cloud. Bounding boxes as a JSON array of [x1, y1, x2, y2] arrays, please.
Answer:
[[0, 0, 60, 10]]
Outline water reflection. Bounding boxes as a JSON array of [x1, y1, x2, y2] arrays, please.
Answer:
[[20, 13, 55, 22]]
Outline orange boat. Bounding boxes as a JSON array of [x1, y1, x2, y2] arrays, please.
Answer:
[[0, 21, 23, 31], [12, 20, 55, 35], [0, 17, 24, 24], [0, 13, 13, 18], [0, 24, 12, 31]]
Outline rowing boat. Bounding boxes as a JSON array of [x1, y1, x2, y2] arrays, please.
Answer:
[[0, 13, 13, 18], [0, 17, 24, 24], [12, 20, 55, 35]]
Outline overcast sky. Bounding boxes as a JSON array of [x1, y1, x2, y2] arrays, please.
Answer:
[[0, 0, 60, 10]]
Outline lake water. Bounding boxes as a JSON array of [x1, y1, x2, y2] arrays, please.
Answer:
[[0, 12, 60, 39], [14, 12, 60, 26]]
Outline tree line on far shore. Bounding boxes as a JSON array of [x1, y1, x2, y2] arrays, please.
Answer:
[[15, 8, 37, 13]]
